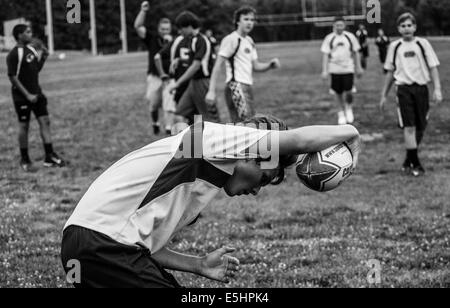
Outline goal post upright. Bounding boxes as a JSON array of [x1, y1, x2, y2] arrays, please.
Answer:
[[45, 0, 55, 55]]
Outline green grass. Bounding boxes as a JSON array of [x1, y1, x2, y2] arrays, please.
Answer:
[[0, 40, 449, 288]]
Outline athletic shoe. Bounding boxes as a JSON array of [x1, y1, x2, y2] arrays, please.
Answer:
[[20, 160, 37, 173], [345, 105, 355, 124], [401, 158, 413, 173], [152, 123, 161, 135], [338, 111, 347, 125], [351, 86, 358, 94], [44, 153, 66, 168], [411, 165, 425, 177]]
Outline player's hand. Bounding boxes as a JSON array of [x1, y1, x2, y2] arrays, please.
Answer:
[[270, 58, 281, 69], [168, 83, 178, 94], [379, 96, 387, 112], [27, 94, 38, 104], [356, 67, 364, 78], [199, 247, 240, 284], [205, 91, 216, 106], [141, 1, 150, 12], [433, 88, 443, 105], [321, 71, 329, 80]]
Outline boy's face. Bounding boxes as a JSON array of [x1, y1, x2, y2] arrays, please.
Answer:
[[158, 22, 172, 38], [237, 13, 255, 34], [224, 160, 278, 197], [378, 29, 384, 36], [398, 19, 416, 39], [19, 27, 33, 44], [334, 21, 346, 34], [179, 26, 194, 37]]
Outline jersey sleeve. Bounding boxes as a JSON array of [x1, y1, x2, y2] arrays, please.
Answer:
[[423, 39, 440, 68], [349, 33, 361, 52], [203, 123, 273, 161], [218, 35, 237, 59], [6, 49, 18, 77], [193, 36, 207, 61], [384, 42, 396, 71], [321, 35, 332, 54]]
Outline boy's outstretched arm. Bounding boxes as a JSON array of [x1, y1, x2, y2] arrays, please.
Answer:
[[278, 125, 361, 168], [152, 247, 240, 284], [430, 67, 443, 104], [205, 55, 226, 104], [380, 70, 395, 111]]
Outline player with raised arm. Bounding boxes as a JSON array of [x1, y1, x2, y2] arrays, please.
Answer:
[[6, 24, 66, 172], [380, 13, 443, 177], [61, 115, 361, 288], [134, 1, 173, 135], [321, 17, 364, 125], [206, 6, 281, 122]]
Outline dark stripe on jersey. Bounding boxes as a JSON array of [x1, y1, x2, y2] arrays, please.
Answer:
[[393, 41, 403, 71], [416, 41, 430, 69], [138, 123, 230, 210], [229, 38, 242, 82]]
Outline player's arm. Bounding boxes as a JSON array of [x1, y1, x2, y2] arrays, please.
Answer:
[[430, 66, 443, 104], [252, 59, 280, 72], [134, 1, 150, 39], [321, 53, 329, 79], [354, 51, 364, 76], [278, 125, 361, 169], [152, 247, 239, 283], [380, 70, 395, 111], [154, 53, 169, 80], [206, 55, 227, 103]]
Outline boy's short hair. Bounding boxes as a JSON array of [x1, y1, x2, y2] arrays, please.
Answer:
[[334, 16, 346, 23], [234, 6, 257, 27], [242, 115, 298, 186], [158, 18, 171, 27], [175, 11, 200, 29], [397, 12, 416, 26], [13, 24, 29, 41]]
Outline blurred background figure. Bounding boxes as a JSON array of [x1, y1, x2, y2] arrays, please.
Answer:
[[375, 28, 390, 74], [356, 24, 369, 70]]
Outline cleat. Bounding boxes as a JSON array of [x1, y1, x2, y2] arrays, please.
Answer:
[[345, 106, 355, 124], [20, 160, 37, 173], [152, 124, 161, 135], [401, 158, 413, 173], [44, 153, 66, 168], [411, 165, 425, 177]]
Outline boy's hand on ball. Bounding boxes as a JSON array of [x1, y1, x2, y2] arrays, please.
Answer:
[[199, 247, 240, 284]]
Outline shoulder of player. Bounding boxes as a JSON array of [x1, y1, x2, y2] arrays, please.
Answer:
[[344, 31, 358, 40], [415, 37, 432, 47], [324, 33, 335, 41]]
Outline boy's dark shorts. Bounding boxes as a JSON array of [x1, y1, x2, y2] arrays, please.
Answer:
[[13, 93, 49, 123], [331, 74, 354, 95], [61, 225, 182, 288], [396, 84, 430, 131]]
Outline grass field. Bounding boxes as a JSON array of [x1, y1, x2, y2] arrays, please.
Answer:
[[0, 40, 449, 288]]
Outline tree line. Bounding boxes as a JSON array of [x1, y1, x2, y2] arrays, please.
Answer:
[[1, 0, 449, 53]]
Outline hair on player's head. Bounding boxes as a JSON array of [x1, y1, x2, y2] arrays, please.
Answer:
[[241, 115, 298, 186], [13, 24, 29, 41], [234, 6, 257, 28], [397, 12, 416, 26], [158, 17, 171, 27], [175, 11, 200, 29], [334, 16, 346, 23]]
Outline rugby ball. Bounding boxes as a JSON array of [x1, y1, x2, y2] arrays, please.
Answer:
[[296, 143, 353, 192]]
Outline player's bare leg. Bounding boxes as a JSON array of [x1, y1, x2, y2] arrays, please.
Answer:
[[18, 122, 35, 172], [334, 93, 347, 125], [344, 90, 354, 124]]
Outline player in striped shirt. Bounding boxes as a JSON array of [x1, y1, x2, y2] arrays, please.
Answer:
[[61, 115, 361, 288]]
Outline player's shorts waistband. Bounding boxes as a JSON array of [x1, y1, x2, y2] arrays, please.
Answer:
[[398, 83, 428, 88]]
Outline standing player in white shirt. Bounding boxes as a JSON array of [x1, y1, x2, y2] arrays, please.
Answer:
[[206, 6, 281, 122], [321, 17, 364, 125], [61, 115, 361, 288], [380, 13, 443, 177]]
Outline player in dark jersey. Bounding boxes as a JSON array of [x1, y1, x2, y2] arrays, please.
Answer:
[[375, 28, 390, 74], [134, 1, 173, 135], [6, 24, 66, 172], [356, 24, 369, 70], [168, 11, 220, 125]]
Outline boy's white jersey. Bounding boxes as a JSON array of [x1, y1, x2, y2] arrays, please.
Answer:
[[321, 31, 361, 74], [384, 37, 440, 86], [64, 122, 271, 254], [219, 31, 258, 85]]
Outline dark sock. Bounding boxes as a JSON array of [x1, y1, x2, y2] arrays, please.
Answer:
[[44, 143, 54, 156], [407, 149, 420, 167], [346, 93, 353, 104], [151, 111, 159, 124], [20, 148, 31, 163]]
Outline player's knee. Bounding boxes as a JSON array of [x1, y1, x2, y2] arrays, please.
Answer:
[[404, 126, 416, 135]]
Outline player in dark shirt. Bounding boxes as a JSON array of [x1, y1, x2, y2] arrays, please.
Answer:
[[356, 24, 369, 70], [134, 1, 173, 135], [168, 11, 219, 125], [375, 28, 390, 74], [6, 24, 66, 172]]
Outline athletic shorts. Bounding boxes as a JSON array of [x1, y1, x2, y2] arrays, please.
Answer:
[[146, 74, 163, 112], [396, 84, 430, 131], [162, 79, 177, 113], [13, 93, 49, 123], [176, 78, 220, 124], [61, 225, 182, 288], [225, 81, 255, 122], [331, 74, 354, 95]]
